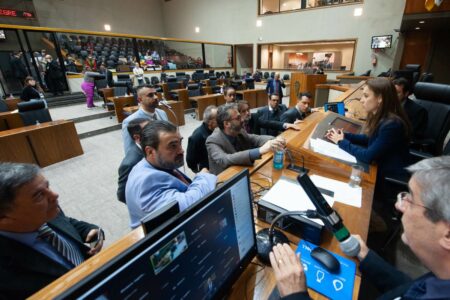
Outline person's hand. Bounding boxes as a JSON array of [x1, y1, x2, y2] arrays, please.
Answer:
[[326, 128, 344, 144], [85, 228, 104, 256], [353, 235, 369, 261], [285, 123, 300, 131], [294, 119, 304, 125], [269, 243, 307, 297], [200, 168, 210, 173]]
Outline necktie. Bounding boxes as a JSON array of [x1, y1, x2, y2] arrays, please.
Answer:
[[172, 169, 191, 185], [275, 80, 279, 95], [38, 224, 84, 267], [151, 114, 157, 120]]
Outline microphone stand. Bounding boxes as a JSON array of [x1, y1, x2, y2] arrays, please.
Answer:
[[285, 148, 308, 173]]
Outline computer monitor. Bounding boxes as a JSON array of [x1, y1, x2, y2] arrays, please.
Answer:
[[57, 169, 255, 300], [371, 35, 392, 49]]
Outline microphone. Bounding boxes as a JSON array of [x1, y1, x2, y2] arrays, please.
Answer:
[[296, 172, 361, 257], [285, 148, 308, 173], [159, 100, 172, 109]]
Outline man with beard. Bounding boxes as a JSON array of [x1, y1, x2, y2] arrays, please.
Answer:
[[122, 86, 168, 153], [125, 120, 217, 228], [206, 104, 285, 175]]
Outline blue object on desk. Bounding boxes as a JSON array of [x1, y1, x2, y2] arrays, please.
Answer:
[[324, 102, 345, 116], [296, 240, 356, 300]]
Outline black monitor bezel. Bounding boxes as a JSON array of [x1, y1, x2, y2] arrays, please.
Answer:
[[371, 35, 393, 49], [56, 169, 256, 299]]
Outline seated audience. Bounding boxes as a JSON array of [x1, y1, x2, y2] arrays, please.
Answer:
[[117, 117, 150, 204], [223, 86, 237, 104], [125, 120, 217, 228], [326, 78, 411, 180], [206, 104, 285, 175], [20, 76, 45, 102], [238, 100, 257, 134], [257, 94, 299, 136], [0, 163, 104, 298], [122, 86, 168, 153], [270, 156, 450, 300], [187, 105, 218, 173], [393, 77, 428, 140], [281, 92, 314, 124], [266, 72, 286, 98]]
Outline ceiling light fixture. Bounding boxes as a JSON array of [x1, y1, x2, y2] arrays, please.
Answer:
[[353, 7, 363, 16], [419, 20, 425, 24], [195, 26, 200, 33], [415, 27, 421, 30], [256, 20, 262, 27], [104, 24, 111, 31]]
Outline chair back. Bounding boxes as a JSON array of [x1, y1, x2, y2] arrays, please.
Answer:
[[283, 74, 290, 80], [151, 76, 160, 85], [17, 100, 52, 126], [140, 200, 180, 235], [187, 84, 201, 97], [245, 78, 255, 89], [263, 72, 270, 79], [0, 100, 9, 112], [167, 77, 180, 91]]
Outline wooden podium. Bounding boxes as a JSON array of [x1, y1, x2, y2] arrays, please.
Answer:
[[290, 73, 327, 107]]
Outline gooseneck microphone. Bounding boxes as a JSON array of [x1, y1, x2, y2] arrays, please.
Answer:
[[296, 172, 361, 257]]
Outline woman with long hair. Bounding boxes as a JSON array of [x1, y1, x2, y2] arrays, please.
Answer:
[[326, 77, 411, 179]]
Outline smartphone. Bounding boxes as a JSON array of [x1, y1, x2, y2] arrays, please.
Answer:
[[90, 228, 104, 248]]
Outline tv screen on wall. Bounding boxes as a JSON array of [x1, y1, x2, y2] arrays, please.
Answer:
[[371, 35, 392, 49]]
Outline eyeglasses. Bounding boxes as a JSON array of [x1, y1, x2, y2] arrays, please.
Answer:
[[397, 192, 432, 211]]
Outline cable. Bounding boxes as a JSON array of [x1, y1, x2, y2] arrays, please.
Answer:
[[244, 264, 266, 300]]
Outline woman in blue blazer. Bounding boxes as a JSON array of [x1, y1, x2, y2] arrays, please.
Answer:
[[326, 78, 411, 180]]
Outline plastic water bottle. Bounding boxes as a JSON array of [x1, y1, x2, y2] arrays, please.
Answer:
[[273, 150, 284, 170]]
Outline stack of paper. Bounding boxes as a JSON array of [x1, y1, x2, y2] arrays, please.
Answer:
[[310, 138, 357, 164]]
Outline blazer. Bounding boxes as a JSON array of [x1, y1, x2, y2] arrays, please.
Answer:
[[121, 108, 168, 153], [0, 213, 97, 299], [206, 127, 272, 175], [186, 123, 213, 173], [125, 159, 217, 228], [265, 78, 286, 98], [280, 107, 308, 124], [338, 118, 410, 178], [117, 143, 144, 203], [257, 105, 288, 136], [403, 98, 428, 140]]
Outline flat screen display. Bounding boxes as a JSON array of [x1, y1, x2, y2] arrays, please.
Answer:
[[57, 170, 255, 300], [0, 30, 5, 40], [371, 35, 392, 49]]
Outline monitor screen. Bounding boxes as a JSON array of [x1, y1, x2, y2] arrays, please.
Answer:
[[57, 170, 255, 300], [371, 35, 392, 49], [330, 117, 361, 134]]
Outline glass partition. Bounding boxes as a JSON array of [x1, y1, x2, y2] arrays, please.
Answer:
[[160, 40, 203, 70], [259, 0, 362, 15], [204, 44, 232, 68], [259, 40, 356, 71]]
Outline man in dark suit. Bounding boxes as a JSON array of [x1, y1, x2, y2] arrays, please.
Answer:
[[265, 72, 285, 98], [0, 163, 103, 298], [10, 51, 28, 87], [117, 117, 150, 203], [281, 92, 314, 124], [187, 105, 218, 173], [44, 55, 65, 96], [257, 94, 299, 136], [393, 77, 428, 140]]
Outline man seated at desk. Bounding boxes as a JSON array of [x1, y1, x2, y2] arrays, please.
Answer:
[[257, 94, 300, 136], [126, 120, 217, 228], [281, 92, 315, 124], [0, 163, 104, 298], [187, 105, 218, 173], [270, 156, 450, 299], [206, 104, 285, 175], [122, 86, 168, 153]]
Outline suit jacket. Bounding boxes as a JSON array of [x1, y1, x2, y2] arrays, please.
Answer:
[[10, 56, 28, 79], [281, 107, 308, 124], [206, 128, 272, 175], [265, 78, 285, 98], [121, 108, 168, 153], [125, 159, 217, 228], [117, 144, 144, 203], [403, 98, 428, 140], [186, 123, 213, 173], [0, 213, 97, 299], [257, 105, 288, 136]]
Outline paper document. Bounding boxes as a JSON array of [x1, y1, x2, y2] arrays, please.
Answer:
[[310, 138, 357, 164], [310, 175, 362, 208], [261, 178, 335, 226]]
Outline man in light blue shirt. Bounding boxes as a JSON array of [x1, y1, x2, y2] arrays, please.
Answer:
[[126, 120, 217, 228], [122, 86, 168, 153]]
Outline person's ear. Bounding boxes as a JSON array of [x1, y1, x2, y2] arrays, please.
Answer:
[[438, 223, 450, 251], [144, 145, 156, 158]]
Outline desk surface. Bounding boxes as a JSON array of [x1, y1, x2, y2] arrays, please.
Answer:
[[31, 112, 373, 299]]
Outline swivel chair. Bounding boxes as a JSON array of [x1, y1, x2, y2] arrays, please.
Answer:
[[17, 100, 52, 126]]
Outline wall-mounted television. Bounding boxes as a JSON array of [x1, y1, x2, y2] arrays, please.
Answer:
[[371, 35, 392, 49]]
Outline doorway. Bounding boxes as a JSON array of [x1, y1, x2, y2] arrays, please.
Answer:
[[234, 44, 253, 77]]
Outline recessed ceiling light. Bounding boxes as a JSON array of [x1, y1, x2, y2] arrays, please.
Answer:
[[282, 3, 287, 6], [256, 20, 262, 27], [419, 20, 425, 24], [415, 27, 421, 30], [354, 7, 363, 16], [195, 27, 200, 33], [104, 24, 111, 31]]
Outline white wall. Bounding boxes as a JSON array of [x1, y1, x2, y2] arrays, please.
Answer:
[[161, 0, 406, 75], [34, 0, 165, 36]]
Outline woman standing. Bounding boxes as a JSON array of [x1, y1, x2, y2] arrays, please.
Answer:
[[81, 67, 104, 109], [326, 77, 411, 180]]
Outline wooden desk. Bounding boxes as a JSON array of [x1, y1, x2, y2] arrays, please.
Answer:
[[31, 112, 374, 299], [4, 97, 21, 111], [107, 96, 136, 123], [0, 120, 83, 167], [122, 100, 186, 126], [236, 89, 267, 109], [0, 111, 24, 131], [189, 94, 224, 120]]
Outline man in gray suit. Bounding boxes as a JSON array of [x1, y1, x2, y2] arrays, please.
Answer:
[[206, 104, 285, 175], [122, 86, 168, 153]]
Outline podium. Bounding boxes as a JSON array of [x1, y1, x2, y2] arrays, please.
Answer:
[[290, 73, 327, 107]]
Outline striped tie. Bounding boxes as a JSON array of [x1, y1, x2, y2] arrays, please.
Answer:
[[38, 224, 84, 267]]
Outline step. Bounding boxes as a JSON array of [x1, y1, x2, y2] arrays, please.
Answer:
[[75, 116, 121, 139], [49, 100, 107, 121]]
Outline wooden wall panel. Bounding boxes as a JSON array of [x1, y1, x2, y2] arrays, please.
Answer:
[[405, 0, 450, 14], [400, 30, 432, 70]]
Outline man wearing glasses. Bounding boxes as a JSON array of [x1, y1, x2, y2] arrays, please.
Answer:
[[206, 104, 285, 175], [121, 86, 168, 153], [269, 156, 450, 299]]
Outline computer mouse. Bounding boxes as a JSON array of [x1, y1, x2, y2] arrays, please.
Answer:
[[310, 247, 340, 274]]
